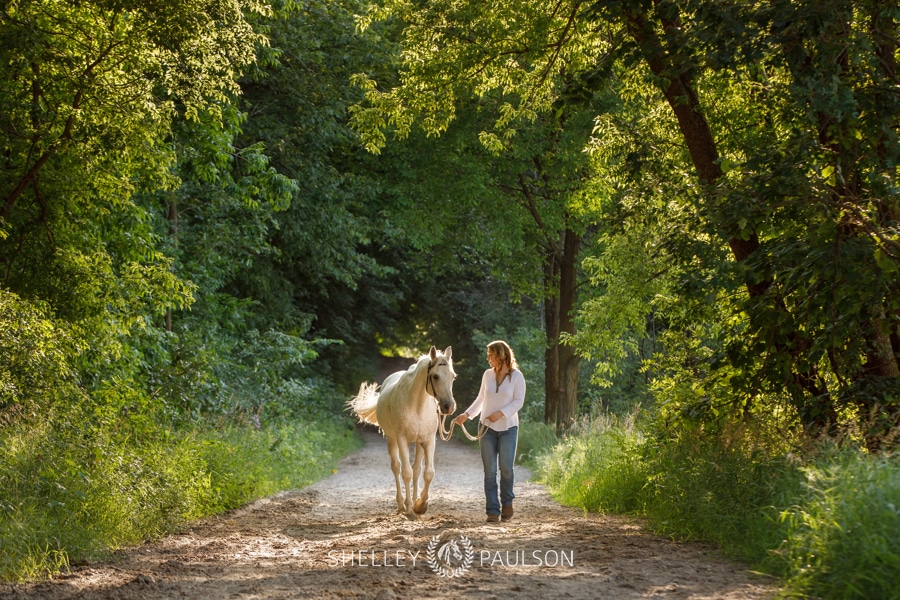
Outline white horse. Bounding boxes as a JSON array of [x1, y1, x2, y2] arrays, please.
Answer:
[[347, 346, 456, 517]]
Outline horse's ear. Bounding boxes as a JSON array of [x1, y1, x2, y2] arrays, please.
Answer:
[[443, 346, 452, 360], [429, 346, 437, 362]]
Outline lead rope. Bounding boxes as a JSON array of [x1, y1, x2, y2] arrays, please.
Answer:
[[438, 411, 488, 442], [428, 361, 487, 441]]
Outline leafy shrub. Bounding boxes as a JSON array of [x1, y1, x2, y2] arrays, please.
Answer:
[[536, 414, 900, 599], [0, 290, 82, 426]]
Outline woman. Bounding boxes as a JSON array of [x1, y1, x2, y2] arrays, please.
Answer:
[[454, 340, 525, 523]]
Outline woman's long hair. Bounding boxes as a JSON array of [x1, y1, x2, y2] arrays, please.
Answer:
[[487, 340, 518, 372]]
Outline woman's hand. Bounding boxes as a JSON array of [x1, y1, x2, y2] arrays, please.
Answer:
[[485, 410, 503, 423], [453, 413, 468, 426]]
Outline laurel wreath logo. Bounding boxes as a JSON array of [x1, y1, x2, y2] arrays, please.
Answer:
[[426, 534, 474, 577]]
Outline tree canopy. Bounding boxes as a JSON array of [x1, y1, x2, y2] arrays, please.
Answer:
[[2, 0, 899, 451], [350, 0, 900, 446]]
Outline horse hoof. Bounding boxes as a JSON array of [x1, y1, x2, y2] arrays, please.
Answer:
[[413, 499, 428, 515]]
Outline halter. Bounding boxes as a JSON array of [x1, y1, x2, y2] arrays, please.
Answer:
[[426, 359, 486, 441], [426, 360, 437, 398]]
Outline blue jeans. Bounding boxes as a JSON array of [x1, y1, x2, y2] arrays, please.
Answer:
[[480, 426, 518, 515]]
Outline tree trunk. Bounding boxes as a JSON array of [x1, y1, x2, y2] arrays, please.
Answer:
[[556, 227, 580, 434], [866, 303, 900, 378], [560, 352, 579, 434], [623, 6, 839, 432], [624, 10, 761, 267], [869, 3, 900, 375], [543, 249, 560, 425]]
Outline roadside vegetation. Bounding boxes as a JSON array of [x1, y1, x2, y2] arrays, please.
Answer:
[[524, 413, 900, 599], [3, 2, 899, 597], [0, 406, 358, 581]]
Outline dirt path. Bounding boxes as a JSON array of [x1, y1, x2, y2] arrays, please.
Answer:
[[2, 427, 778, 599]]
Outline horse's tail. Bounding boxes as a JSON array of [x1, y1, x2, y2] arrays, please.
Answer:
[[347, 382, 380, 426]]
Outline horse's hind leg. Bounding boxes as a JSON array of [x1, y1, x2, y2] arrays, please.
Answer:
[[386, 438, 405, 514], [413, 437, 436, 515]]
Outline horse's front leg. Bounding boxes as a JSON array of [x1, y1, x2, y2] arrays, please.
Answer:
[[413, 436, 436, 515], [396, 436, 415, 515], [411, 442, 424, 511], [386, 437, 405, 514]]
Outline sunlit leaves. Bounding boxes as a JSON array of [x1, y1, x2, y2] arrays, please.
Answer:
[[0, 0, 266, 305], [0, 0, 295, 429], [574, 228, 671, 386], [351, 0, 617, 152], [0, 290, 81, 418]]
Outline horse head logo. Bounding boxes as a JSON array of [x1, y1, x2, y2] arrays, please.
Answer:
[[427, 534, 473, 577], [437, 539, 463, 564]]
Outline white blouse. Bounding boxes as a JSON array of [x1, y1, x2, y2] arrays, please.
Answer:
[[464, 368, 526, 432]]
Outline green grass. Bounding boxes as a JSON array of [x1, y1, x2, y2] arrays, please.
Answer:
[[0, 416, 361, 582], [533, 415, 900, 599], [515, 418, 558, 467], [776, 452, 900, 599], [537, 414, 647, 514]]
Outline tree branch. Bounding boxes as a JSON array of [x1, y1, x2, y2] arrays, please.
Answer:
[[1, 35, 121, 219]]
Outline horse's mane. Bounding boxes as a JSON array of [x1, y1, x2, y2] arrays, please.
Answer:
[[404, 353, 432, 382], [411, 350, 440, 372], [399, 349, 450, 388]]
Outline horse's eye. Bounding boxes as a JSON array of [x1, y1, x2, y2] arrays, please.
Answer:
[[432, 374, 439, 380]]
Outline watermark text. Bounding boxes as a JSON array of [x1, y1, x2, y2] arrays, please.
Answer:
[[327, 549, 420, 568], [479, 549, 574, 567]]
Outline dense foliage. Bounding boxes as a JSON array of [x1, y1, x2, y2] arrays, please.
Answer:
[[534, 414, 900, 599], [2, 0, 899, 596], [349, 0, 900, 448]]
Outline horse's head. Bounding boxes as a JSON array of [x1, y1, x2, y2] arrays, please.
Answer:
[[437, 539, 463, 564], [428, 345, 457, 415]]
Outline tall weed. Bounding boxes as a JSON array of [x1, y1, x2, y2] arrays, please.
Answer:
[[776, 451, 900, 599], [0, 417, 359, 581], [535, 415, 900, 599], [538, 414, 646, 514], [634, 431, 804, 565], [515, 418, 558, 467]]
